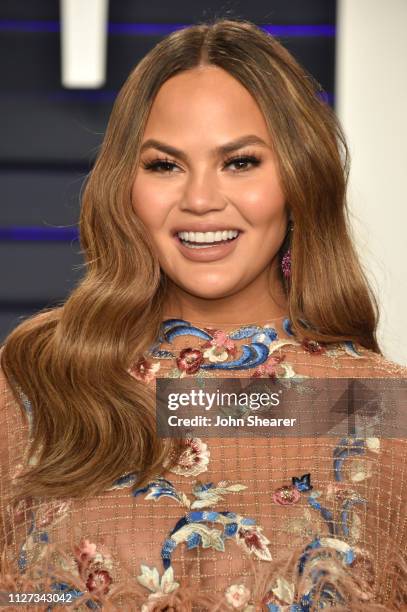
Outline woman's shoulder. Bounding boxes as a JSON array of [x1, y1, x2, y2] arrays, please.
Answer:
[[338, 342, 407, 378], [274, 337, 407, 379]]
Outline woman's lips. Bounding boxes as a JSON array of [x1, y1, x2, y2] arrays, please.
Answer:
[[173, 232, 242, 262]]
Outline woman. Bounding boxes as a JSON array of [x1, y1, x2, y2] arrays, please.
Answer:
[[1, 18, 406, 611]]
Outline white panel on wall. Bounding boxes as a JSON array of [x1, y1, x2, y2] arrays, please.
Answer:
[[336, 0, 407, 365], [60, 0, 109, 88]]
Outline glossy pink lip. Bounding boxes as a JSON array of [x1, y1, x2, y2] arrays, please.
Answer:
[[174, 232, 242, 263]]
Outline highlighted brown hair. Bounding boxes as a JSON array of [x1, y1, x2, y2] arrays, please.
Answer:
[[1, 19, 380, 499]]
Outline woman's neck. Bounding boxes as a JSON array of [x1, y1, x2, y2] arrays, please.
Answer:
[[162, 276, 288, 326]]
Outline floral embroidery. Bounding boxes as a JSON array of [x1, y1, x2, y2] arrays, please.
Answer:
[[301, 338, 326, 354], [150, 318, 301, 373], [333, 436, 369, 481], [133, 477, 247, 511], [73, 539, 113, 590], [133, 477, 191, 508], [270, 576, 295, 606], [252, 325, 278, 346], [272, 473, 312, 506], [366, 436, 380, 453], [349, 458, 373, 482], [35, 500, 71, 529], [50, 538, 114, 605], [167, 437, 210, 477], [161, 510, 272, 569], [258, 536, 359, 610], [251, 355, 285, 378], [15, 499, 71, 573], [201, 329, 238, 363], [283, 317, 294, 336], [86, 569, 112, 595], [272, 485, 301, 506], [137, 565, 180, 612], [128, 357, 160, 383], [307, 490, 336, 535], [74, 538, 97, 564], [236, 523, 272, 561], [177, 347, 204, 374], [343, 340, 363, 358], [224, 583, 251, 609], [190, 480, 247, 509], [108, 471, 138, 490]]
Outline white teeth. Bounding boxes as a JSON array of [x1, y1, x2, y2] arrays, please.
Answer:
[[177, 230, 239, 244]]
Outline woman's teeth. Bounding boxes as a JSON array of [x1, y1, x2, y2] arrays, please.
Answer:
[[177, 229, 239, 248]]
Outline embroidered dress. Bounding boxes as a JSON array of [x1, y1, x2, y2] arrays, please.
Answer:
[[1, 315, 407, 611]]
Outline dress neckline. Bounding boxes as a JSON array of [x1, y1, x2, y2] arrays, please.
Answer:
[[161, 314, 290, 330]]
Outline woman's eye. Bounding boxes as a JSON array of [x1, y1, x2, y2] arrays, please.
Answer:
[[142, 159, 180, 173], [225, 155, 261, 171]]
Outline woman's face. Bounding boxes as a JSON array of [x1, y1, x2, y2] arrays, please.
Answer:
[[132, 65, 287, 302]]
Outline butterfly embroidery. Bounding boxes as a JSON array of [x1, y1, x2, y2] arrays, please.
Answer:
[[292, 473, 313, 492]]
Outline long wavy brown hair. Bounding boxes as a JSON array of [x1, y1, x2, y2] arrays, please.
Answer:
[[1, 19, 380, 500]]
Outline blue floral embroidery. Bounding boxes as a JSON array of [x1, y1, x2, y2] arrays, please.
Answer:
[[201, 342, 270, 370], [132, 476, 271, 569], [17, 509, 49, 573], [283, 317, 294, 336], [343, 340, 363, 358], [307, 492, 336, 535], [333, 436, 366, 481], [133, 477, 189, 506], [161, 509, 270, 569], [265, 536, 356, 611], [148, 318, 290, 371], [340, 495, 366, 536], [110, 472, 138, 489]]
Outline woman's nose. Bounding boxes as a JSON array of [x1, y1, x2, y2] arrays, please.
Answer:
[[179, 169, 226, 214]]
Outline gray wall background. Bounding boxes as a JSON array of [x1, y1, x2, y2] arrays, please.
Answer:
[[0, 0, 336, 341]]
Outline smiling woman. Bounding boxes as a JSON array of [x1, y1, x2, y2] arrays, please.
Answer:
[[1, 18, 407, 612], [132, 66, 287, 309]]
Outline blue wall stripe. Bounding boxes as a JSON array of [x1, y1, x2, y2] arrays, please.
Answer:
[[0, 20, 335, 37], [0, 19, 60, 33], [0, 227, 79, 241]]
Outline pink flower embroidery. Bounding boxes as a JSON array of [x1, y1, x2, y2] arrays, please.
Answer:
[[211, 330, 235, 351], [302, 339, 326, 354], [129, 358, 160, 383], [201, 330, 237, 363], [225, 583, 251, 608], [272, 485, 301, 506], [176, 348, 204, 374], [86, 569, 112, 595], [169, 437, 210, 477], [74, 538, 97, 565], [252, 355, 285, 378]]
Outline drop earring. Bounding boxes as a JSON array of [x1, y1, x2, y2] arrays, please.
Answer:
[[281, 220, 294, 279]]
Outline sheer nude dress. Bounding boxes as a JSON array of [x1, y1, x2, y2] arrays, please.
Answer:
[[1, 315, 407, 611]]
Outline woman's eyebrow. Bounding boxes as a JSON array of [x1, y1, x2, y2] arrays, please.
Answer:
[[139, 135, 269, 161]]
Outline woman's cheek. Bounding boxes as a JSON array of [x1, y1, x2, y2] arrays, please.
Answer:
[[233, 187, 285, 224]]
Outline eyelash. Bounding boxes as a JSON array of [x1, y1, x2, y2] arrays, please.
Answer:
[[142, 152, 262, 174]]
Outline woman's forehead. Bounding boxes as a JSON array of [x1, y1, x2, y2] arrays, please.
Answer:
[[143, 66, 271, 146]]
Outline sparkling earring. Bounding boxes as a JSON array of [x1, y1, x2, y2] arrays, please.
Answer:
[[281, 220, 293, 279]]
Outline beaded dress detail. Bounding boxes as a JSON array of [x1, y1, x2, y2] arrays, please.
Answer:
[[1, 315, 407, 611]]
